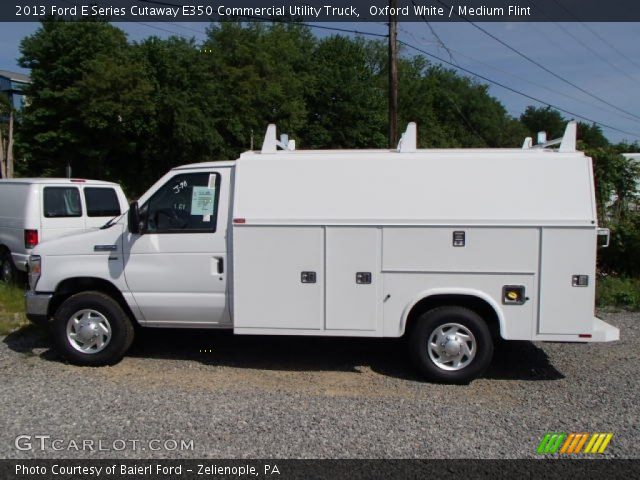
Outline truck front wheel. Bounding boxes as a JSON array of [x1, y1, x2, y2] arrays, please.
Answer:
[[409, 306, 493, 384], [52, 292, 134, 366]]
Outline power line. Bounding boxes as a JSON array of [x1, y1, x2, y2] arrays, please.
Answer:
[[50, 0, 640, 139], [527, 21, 640, 87], [138, 0, 389, 39], [397, 24, 490, 145], [549, 0, 640, 72], [135, 14, 640, 139], [579, 23, 640, 72], [409, 0, 454, 63], [397, 39, 640, 139], [433, 0, 640, 123], [532, 0, 640, 82], [136, 22, 197, 40], [421, 31, 640, 125]]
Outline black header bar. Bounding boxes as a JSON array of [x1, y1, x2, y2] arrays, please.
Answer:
[[5, 1, 640, 22], [2, 459, 639, 480]]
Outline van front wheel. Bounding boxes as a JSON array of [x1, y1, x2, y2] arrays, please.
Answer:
[[52, 292, 134, 366], [409, 306, 493, 384]]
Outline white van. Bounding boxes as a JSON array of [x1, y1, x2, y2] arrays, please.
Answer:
[[24, 123, 618, 383], [0, 178, 128, 283]]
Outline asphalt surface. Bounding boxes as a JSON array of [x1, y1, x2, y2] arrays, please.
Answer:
[[0, 312, 638, 459]]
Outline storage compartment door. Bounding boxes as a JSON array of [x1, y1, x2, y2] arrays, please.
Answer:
[[538, 228, 596, 335], [325, 227, 381, 331], [233, 226, 324, 330]]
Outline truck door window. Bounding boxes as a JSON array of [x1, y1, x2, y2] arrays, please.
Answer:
[[84, 188, 121, 217], [43, 187, 82, 218], [142, 172, 220, 233]]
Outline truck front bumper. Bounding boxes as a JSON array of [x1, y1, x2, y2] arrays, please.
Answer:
[[25, 291, 53, 326]]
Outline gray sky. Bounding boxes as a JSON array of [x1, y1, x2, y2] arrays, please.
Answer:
[[1, 21, 639, 143]]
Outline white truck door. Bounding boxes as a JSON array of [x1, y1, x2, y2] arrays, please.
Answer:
[[123, 169, 230, 326], [233, 226, 324, 330], [325, 227, 381, 332]]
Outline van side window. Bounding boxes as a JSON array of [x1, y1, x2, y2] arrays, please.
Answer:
[[141, 172, 220, 233], [84, 188, 121, 217], [43, 187, 82, 218]]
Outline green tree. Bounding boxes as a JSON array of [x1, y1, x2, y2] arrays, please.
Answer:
[[130, 36, 223, 194], [520, 106, 566, 140], [202, 22, 315, 156], [397, 58, 527, 148], [578, 122, 608, 148], [18, 19, 138, 179], [304, 35, 386, 149]]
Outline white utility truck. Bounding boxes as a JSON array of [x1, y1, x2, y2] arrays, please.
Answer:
[[25, 122, 618, 383], [0, 178, 128, 284]]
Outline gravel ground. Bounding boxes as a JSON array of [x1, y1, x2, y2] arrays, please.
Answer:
[[0, 311, 638, 459]]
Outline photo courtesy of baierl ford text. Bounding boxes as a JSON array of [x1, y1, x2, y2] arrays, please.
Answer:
[[0, 0, 639, 478]]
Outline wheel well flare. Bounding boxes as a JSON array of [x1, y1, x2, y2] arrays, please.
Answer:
[[49, 278, 135, 323], [404, 294, 501, 338]]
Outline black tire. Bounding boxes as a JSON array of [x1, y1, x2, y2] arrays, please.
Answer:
[[52, 291, 134, 366], [0, 250, 17, 284], [408, 306, 493, 384]]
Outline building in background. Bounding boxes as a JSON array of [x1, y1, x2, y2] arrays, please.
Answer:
[[622, 153, 640, 210], [0, 69, 30, 112]]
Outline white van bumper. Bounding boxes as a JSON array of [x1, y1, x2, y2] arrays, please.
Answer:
[[12, 252, 29, 272]]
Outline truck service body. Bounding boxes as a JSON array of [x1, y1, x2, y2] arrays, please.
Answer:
[[24, 123, 618, 382]]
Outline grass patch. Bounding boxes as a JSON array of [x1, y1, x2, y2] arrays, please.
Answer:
[[596, 276, 640, 310], [0, 283, 28, 335]]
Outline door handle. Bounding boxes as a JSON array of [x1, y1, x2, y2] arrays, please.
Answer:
[[214, 257, 224, 274], [94, 244, 117, 252]]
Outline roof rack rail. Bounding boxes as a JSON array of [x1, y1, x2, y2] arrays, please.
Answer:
[[522, 121, 577, 152], [261, 124, 296, 154], [397, 122, 417, 153]]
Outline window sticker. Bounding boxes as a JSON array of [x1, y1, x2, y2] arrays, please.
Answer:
[[191, 186, 216, 216]]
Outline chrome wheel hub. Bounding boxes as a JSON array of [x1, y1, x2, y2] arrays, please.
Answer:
[[66, 309, 112, 354], [442, 335, 462, 356], [428, 323, 476, 371]]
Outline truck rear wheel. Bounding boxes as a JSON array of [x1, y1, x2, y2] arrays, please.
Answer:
[[409, 306, 493, 384], [52, 292, 134, 366]]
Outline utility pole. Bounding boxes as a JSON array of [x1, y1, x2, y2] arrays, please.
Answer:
[[388, 0, 399, 148], [0, 122, 5, 178], [6, 109, 14, 178]]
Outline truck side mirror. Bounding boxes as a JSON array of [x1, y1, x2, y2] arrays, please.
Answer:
[[128, 201, 142, 235]]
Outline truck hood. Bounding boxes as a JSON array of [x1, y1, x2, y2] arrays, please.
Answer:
[[33, 222, 125, 256]]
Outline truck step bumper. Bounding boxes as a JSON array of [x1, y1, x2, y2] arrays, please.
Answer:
[[589, 317, 620, 342]]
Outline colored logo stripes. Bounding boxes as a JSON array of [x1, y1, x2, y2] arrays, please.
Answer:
[[537, 432, 613, 454]]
